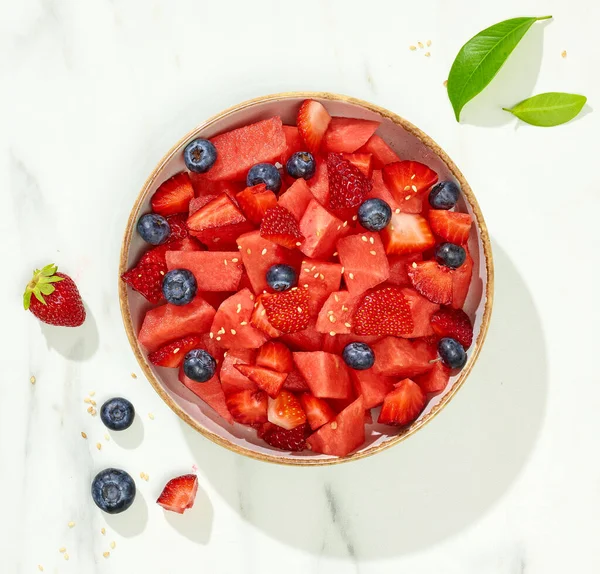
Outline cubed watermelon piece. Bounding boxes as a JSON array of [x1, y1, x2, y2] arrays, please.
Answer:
[[351, 370, 396, 409], [210, 289, 267, 349], [281, 125, 305, 162], [322, 118, 380, 153], [306, 396, 365, 457], [220, 348, 258, 395], [414, 361, 451, 394], [400, 287, 439, 338], [278, 179, 314, 222], [299, 199, 346, 260], [293, 351, 353, 399], [236, 184, 278, 225], [178, 367, 233, 423], [165, 251, 243, 292], [138, 296, 216, 352], [372, 337, 435, 378], [279, 318, 324, 352], [307, 159, 329, 205], [337, 232, 390, 296], [451, 248, 473, 309], [283, 369, 310, 392], [341, 153, 373, 178], [387, 253, 423, 286], [197, 332, 226, 365], [316, 290, 359, 334], [321, 333, 382, 355], [201, 291, 234, 310], [189, 173, 244, 198], [357, 134, 400, 169], [368, 170, 401, 211], [206, 117, 287, 181], [298, 259, 343, 316]]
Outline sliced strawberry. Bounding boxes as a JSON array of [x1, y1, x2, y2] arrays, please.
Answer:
[[282, 369, 310, 392], [382, 161, 438, 214], [357, 134, 400, 168], [260, 205, 305, 249], [235, 364, 288, 398], [151, 172, 194, 216], [378, 379, 426, 426], [297, 99, 332, 154], [256, 341, 294, 373], [121, 262, 165, 304], [259, 422, 309, 451], [430, 307, 473, 348], [414, 361, 450, 394], [165, 213, 189, 242], [236, 184, 278, 225], [341, 153, 373, 178], [148, 334, 205, 368], [381, 212, 436, 255], [156, 474, 198, 514], [251, 297, 284, 338], [261, 288, 310, 334], [267, 390, 307, 430], [428, 210, 472, 244], [300, 394, 336, 430], [327, 152, 372, 212], [189, 194, 219, 216], [353, 286, 414, 336], [407, 261, 453, 305], [225, 389, 268, 425]]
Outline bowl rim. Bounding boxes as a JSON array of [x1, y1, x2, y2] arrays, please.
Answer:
[[118, 91, 494, 466]]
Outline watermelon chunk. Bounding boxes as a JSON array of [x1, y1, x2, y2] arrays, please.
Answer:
[[322, 118, 380, 153], [281, 125, 305, 162], [165, 251, 243, 292], [138, 296, 216, 352], [283, 369, 310, 392], [236, 184, 278, 225], [372, 337, 435, 378], [220, 348, 258, 395], [336, 232, 390, 296], [189, 195, 219, 216], [299, 199, 346, 260], [451, 248, 473, 309], [278, 178, 314, 222], [387, 253, 423, 286], [178, 367, 233, 424], [316, 290, 359, 334], [357, 134, 400, 169], [351, 369, 396, 409], [279, 318, 324, 352], [189, 173, 244, 198], [293, 351, 353, 399], [307, 159, 329, 205], [399, 287, 440, 338], [306, 396, 365, 457], [206, 117, 287, 181], [414, 361, 451, 394], [368, 170, 401, 211], [298, 259, 343, 316]]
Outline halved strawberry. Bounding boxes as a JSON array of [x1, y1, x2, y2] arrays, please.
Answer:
[[407, 261, 453, 305], [236, 184, 278, 225], [378, 379, 426, 426], [156, 474, 198, 514], [256, 341, 294, 373], [327, 152, 373, 212], [121, 262, 165, 304], [258, 422, 309, 451], [151, 172, 194, 216], [353, 286, 414, 336], [414, 361, 450, 394], [259, 205, 305, 249], [300, 394, 336, 430], [341, 153, 373, 178], [430, 307, 473, 348], [225, 389, 268, 424], [267, 390, 307, 430], [235, 364, 288, 398], [297, 99, 332, 154], [381, 212, 436, 255], [189, 195, 219, 216], [148, 334, 205, 368], [428, 210, 472, 244], [251, 297, 283, 338], [261, 287, 310, 334], [382, 161, 438, 214]]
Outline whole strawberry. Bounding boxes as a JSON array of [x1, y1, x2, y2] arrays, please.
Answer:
[[23, 264, 86, 327]]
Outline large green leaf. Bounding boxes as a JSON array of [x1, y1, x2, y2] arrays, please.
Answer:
[[503, 92, 587, 126]]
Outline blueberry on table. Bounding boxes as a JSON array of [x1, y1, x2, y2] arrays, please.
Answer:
[[91, 468, 136, 514], [429, 181, 460, 210], [286, 152, 316, 180], [183, 349, 217, 382], [247, 163, 282, 193], [438, 337, 467, 369], [358, 198, 392, 231], [266, 264, 297, 292], [162, 269, 197, 306], [184, 138, 217, 173], [342, 342, 375, 370], [435, 242, 466, 269], [100, 397, 135, 431], [137, 213, 171, 245]]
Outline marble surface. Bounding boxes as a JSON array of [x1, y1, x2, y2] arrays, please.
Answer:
[[2, 0, 600, 572]]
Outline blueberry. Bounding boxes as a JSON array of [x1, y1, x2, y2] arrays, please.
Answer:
[[91, 468, 136, 514], [358, 198, 392, 232], [266, 264, 297, 292], [137, 213, 171, 245], [184, 138, 217, 173], [286, 152, 316, 180], [247, 163, 281, 193], [438, 337, 467, 369], [162, 269, 197, 306], [435, 243, 466, 269], [429, 181, 460, 210], [100, 397, 135, 431], [183, 349, 217, 382], [342, 342, 375, 371]]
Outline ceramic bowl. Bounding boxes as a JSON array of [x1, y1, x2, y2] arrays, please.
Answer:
[[119, 92, 494, 466]]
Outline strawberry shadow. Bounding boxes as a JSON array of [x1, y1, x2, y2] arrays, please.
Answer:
[[162, 482, 214, 544]]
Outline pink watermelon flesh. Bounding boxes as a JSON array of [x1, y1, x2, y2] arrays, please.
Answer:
[[414, 361, 450, 395], [322, 333, 382, 355], [219, 348, 258, 395], [299, 199, 346, 260], [165, 251, 243, 292], [452, 248, 473, 309], [387, 253, 423, 286], [293, 351, 353, 399], [283, 369, 310, 392], [368, 170, 401, 211], [316, 290, 359, 334], [298, 259, 342, 316], [322, 118, 380, 153], [306, 396, 365, 457], [138, 296, 216, 352], [279, 318, 324, 352], [399, 287, 439, 338], [189, 174, 244, 198], [307, 159, 329, 205], [372, 337, 435, 378], [178, 367, 233, 424], [357, 134, 400, 168], [189, 195, 219, 215], [278, 178, 314, 222], [281, 125, 304, 162], [206, 117, 287, 181], [351, 370, 395, 409]]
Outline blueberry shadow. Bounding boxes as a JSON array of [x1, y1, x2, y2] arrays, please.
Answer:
[[163, 482, 214, 545], [104, 488, 148, 538], [109, 412, 145, 449]]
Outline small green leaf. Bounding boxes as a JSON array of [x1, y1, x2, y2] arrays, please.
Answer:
[[40, 263, 58, 277], [39, 284, 56, 296], [502, 92, 587, 126], [39, 275, 64, 284], [447, 15, 552, 121], [23, 290, 32, 310], [33, 290, 46, 305]]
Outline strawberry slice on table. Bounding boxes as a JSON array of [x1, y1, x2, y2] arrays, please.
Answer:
[[151, 172, 195, 216], [353, 286, 414, 336], [300, 394, 336, 430], [382, 161, 438, 214], [407, 261, 453, 305], [148, 334, 205, 368], [260, 205, 305, 249], [327, 152, 373, 212], [428, 210, 472, 244], [258, 422, 309, 451], [261, 287, 310, 334], [236, 184, 278, 225], [157, 474, 199, 514], [267, 390, 307, 430], [297, 99, 332, 154], [256, 341, 294, 373], [380, 212, 436, 255], [430, 307, 474, 348], [378, 379, 426, 426], [225, 389, 268, 424], [235, 364, 288, 398]]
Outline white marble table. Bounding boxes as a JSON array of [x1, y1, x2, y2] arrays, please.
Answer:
[[3, 0, 600, 572]]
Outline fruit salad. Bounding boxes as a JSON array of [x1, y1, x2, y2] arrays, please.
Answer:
[[122, 99, 477, 458]]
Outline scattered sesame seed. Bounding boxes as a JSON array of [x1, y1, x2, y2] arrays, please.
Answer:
[[68, 521, 76, 528], [261, 248, 267, 255], [329, 315, 336, 323], [216, 336, 221, 341], [334, 294, 339, 302], [240, 321, 248, 326], [148, 413, 155, 420], [405, 195, 412, 200], [249, 294, 255, 300], [131, 373, 137, 379], [223, 259, 228, 266], [218, 327, 226, 335], [412, 262, 418, 268], [352, 215, 357, 221], [424, 52, 431, 57], [313, 272, 320, 278], [236, 303, 242, 313], [343, 221, 348, 227], [344, 322, 352, 328], [427, 40, 432, 47], [333, 251, 338, 256], [331, 422, 338, 430], [209, 332, 214, 339], [159, 270, 165, 275], [329, 331, 336, 336], [369, 237, 374, 244], [337, 225, 342, 230], [561, 50, 567, 58], [370, 250, 377, 255], [103, 552, 110, 559], [81, 432, 87, 439], [101, 528, 106, 535], [391, 225, 395, 231], [238, 245, 242, 250], [96, 443, 102, 450], [232, 258, 239, 263], [104, 434, 110, 441], [395, 208, 400, 214], [110, 541, 116, 550], [327, 310, 334, 315], [87, 406, 93, 414], [403, 185, 411, 191], [319, 273, 325, 280], [418, 41, 424, 48], [411, 185, 418, 192], [316, 230, 321, 237], [246, 248, 252, 255], [230, 329, 237, 335], [411, 174, 416, 180], [64, 553, 69, 561], [38, 566, 43, 572], [295, 242, 302, 247], [292, 286, 299, 290], [89, 391, 95, 397], [304, 268, 311, 273], [361, 235, 368, 242], [303, 284, 309, 288], [173, 347, 180, 354], [261, 309, 266, 316], [30, 376, 36, 384], [59, 547, 66, 553], [409, 45, 417, 51], [349, 273, 355, 280], [84, 398, 92, 404], [224, 352, 228, 357], [443, 80, 448, 87], [90, 400, 96, 406], [342, 305, 349, 312], [340, 267, 345, 274], [139, 472, 144, 479]]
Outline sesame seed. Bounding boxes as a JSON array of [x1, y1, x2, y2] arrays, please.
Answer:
[[333, 251, 338, 257], [310, 266, 316, 271], [89, 391, 95, 396], [319, 273, 324, 280], [343, 221, 348, 227], [331, 422, 338, 430], [30, 375, 36, 384], [230, 329, 237, 335], [313, 272, 319, 278], [297, 306, 303, 313], [329, 331, 336, 336], [173, 347, 180, 354], [159, 270, 165, 276], [90, 399, 97, 406], [337, 225, 342, 230], [261, 309, 266, 316], [409, 45, 417, 51], [246, 248, 252, 254], [370, 250, 377, 255], [87, 406, 93, 413], [131, 372, 137, 379], [443, 80, 448, 87], [213, 237, 220, 243], [218, 327, 225, 334], [405, 195, 412, 200], [101, 528, 106, 535], [209, 332, 214, 339], [341, 306, 349, 312], [304, 268, 311, 272], [340, 267, 345, 274], [411, 185, 418, 192], [103, 552, 110, 559], [64, 553, 69, 561], [403, 185, 411, 191], [361, 235, 368, 242], [240, 321, 248, 326], [232, 258, 239, 263], [329, 315, 336, 323], [104, 434, 110, 441], [238, 245, 242, 249], [316, 230, 321, 237], [344, 322, 352, 328], [391, 225, 395, 231], [411, 174, 416, 180], [68, 521, 76, 528], [412, 262, 418, 268], [139, 472, 144, 479], [38, 566, 43, 572], [59, 547, 66, 553], [424, 52, 431, 57], [81, 432, 87, 439], [261, 248, 267, 255], [216, 336, 221, 341], [352, 215, 357, 221], [91, 407, 97, 416], [427, 40, 432, 47], [562, 50, 567, 58], [418, 41, 424, 49], [236, 303, 242, 313], [395, 208, 400, 214], [148, 413, 155, 420], [349, 273, 355, 280], [292, 287, 298, 290], [84, 397, 92, 404], [334, 294, 339, 302], [96, 443, 102, 450], [249, 294, 255, 300], [295, 241, 302, 247], [110, 541, 116, 550], [328, 310, 334, 315], [303, 284, 309, 288], [369, 237, 374, 244]]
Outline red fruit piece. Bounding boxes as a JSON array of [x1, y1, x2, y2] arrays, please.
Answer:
[[293, 351, 353, 399], [431, 307, 473, 348], [357, 134, 400, 169], [429, 210, 472, 244], [367, 169, 400, 211], [387, 253, 423, 286], [382, 161, 438, 214], [407, 261, 453, 305], [268, 390, 307, 430], [372, 337, 436, 378], [283, 369, 310, 392], [179, 367, 232, 423], [452, 248, 473, 309], [165, 251, 243, 292], [281, 125, 305, 162], [378, 379, 426, 426], [414, 361, 451, 394], [323, 118, 380, 153], [260, 205, 305, 249], [307, 158, 329, 205], [236, 184, 278, 225], [298, 199, 346, 260], [251, 297, 283, 338], [235, 364, 288, 398], [400, 287, 440, 338], [189, 174, 244, 198], [261, 288, 310, 334], [226, 389, 268, 424], [121, 262, 165, 304], [220, 349, 258, 395], [151, 172, 194, 216], [341, 153, 373, 178], [279, 318, 325, 352], [300, 394, 336, 430], [381, 212, 436, 255], [277, 178, 314, 222], [298, 259, 343, 316], [256, 341, 294, 373], [259, 422, 309, 451], [351, 370, 395, 409], [297, 99, 332, 154], [148, 334, 205, 368], [165, 213, 190, 242], [327, 152, 373, 212], [316, 290, 359, 335], [157, 474, 198, 514], [353, 286, 414, 336]]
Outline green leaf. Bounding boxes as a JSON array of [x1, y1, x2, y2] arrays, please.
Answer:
[[40, 263, 58, 277], [39, 275, 64, 284], [447, 15, 552, 121], [502, 92, 587, 126], [39, 284, 56, 296], [23, 290, 32, 310]]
